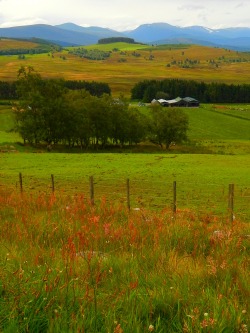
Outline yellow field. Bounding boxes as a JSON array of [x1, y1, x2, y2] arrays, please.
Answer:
[[0, 42, 250, 96]]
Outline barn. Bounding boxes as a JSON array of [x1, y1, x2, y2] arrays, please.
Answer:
[[151, 96, 199, 107], [182, 97, 200, 107]]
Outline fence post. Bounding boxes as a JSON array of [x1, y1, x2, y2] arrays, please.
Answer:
[[51, 174, 55, 193], [127, 178, 130, 210], [90, 176, 94, 205], [19, 172, 23, 193], [228, 183, 234, 223], [173, 181, 177, 214]]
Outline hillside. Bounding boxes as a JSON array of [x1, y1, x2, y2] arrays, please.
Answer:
[[0, 24, 98, 46], [0, 37, 59, 55], [0, 42, 250, 96]]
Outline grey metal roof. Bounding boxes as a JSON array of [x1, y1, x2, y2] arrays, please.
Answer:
[[183, 97, 199, 102]]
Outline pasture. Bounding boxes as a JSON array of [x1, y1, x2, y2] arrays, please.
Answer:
[[0, 102, 250, 219]]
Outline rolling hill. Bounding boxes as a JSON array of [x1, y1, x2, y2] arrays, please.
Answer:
[[0, 24, 99, 46], [0, 22, 250, 50]]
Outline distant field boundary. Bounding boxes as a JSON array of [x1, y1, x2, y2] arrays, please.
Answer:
[[5, 173, 249, 222]]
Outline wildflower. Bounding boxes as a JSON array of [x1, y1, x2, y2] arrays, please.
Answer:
[[204, 313, 209, 317], [242, 310, 247, 314], [114, 323, 123, 333], [239, 324, 248, 333], [148, 324, 154, 331]]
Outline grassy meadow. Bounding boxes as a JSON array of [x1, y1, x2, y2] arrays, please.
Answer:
[[0, 192, 249, 332], [0, 40, 250, 332]]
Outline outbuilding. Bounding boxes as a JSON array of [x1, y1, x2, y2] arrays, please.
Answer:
[[152, 96, 199, 107], [182, 97, 200, 107]]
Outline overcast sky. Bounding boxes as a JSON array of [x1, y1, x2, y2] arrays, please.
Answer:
[[0, 0, 249, 31]]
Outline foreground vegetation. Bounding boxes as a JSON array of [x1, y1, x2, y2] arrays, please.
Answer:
[[0, 192, 249, 332]]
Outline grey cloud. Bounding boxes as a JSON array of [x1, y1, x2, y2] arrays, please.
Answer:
[[178, 4, 205, 11]]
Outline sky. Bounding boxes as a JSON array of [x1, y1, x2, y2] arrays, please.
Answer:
[[0, 0, 249, 31]]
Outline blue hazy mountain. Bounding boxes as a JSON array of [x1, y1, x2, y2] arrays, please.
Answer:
[[0, 22, 249, 50]]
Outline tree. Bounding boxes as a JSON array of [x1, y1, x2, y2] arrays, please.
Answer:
[[109, 96, 130, 146], [14, 67, 46, 143], [126, 107, 148, 145], [14, 66, 67, 144], [155, 91, 170, 100], [149, 105, 189, 149], [64, 90, 93, 148]]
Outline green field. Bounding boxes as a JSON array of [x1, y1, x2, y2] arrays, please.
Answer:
[[0, 100, 250, 220]]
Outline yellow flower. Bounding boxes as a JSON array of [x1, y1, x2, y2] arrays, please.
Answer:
[[148, 324, 154, 332]]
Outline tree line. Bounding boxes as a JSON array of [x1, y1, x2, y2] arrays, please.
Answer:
[[131, 79, 250, 103], [13, 67, 188, 149], [0, 79, 111, 100], [0, 48, 54, 56]]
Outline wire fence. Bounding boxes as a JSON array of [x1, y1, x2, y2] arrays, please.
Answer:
[[1, 173, 249, 222]]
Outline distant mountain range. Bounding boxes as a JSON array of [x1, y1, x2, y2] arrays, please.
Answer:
[[0, 22, 250, 51]]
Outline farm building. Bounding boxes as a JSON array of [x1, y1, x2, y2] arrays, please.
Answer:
[[151, 97, 199, 107]]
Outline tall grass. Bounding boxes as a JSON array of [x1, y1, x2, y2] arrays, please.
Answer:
[[0, 191, 249, 332]]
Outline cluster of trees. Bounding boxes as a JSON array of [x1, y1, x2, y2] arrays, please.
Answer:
[[98, 37, 136, 44], [0, 79, 111, 100], [69, 48, 111, 60], [13, 67, 189, 149], [131, 79, 250, 103]]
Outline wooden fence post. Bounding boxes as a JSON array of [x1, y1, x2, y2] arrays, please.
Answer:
[[127, 178, 130, 210], [173, 181, 177, 214], [19, 172, 23, 193], [51, 174, 55, 193], [90, 176, 94, 205], [228, 183, 234, 223]]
